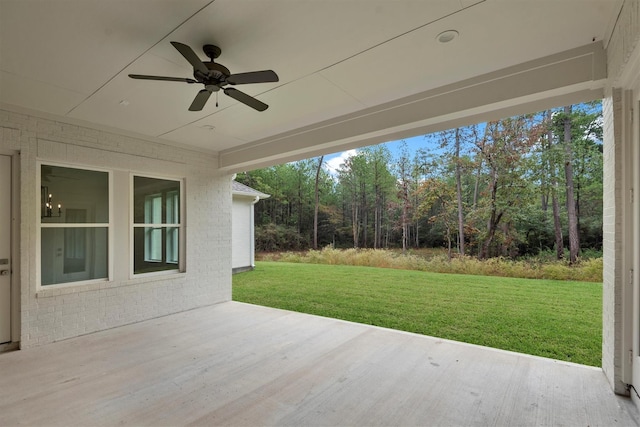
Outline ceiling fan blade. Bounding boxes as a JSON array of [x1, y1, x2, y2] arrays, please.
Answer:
[[223, 87, 268, 112], [189, 89, 212, 111], [171, 41, 209, 75], [226, 70, 279, 85], [128, 74, 197, 83]]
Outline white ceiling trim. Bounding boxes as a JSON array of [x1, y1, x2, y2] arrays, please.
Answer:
[[0, 101, 218, 158]]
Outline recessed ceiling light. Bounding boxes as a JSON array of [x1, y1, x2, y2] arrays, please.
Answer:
[[436, 30, 459, 43]]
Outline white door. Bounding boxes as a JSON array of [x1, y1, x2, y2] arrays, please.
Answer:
[[0, 155, 11, 344]]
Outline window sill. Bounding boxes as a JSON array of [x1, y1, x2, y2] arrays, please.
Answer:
[[36, 271, 186, 298]]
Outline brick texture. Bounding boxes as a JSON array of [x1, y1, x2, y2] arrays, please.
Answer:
[[0, 109, 233, 348], [601, 0, 640, 396], [602, 89, 627, 394]]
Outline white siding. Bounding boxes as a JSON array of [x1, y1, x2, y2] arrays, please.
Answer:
[[232, 197, 253, 270]]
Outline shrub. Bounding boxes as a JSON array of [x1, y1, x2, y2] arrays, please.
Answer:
[[255, 224, 309, 251], [269, 247, 602, 282]]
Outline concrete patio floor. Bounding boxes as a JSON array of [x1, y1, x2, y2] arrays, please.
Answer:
[[0, 301, 638, 426]]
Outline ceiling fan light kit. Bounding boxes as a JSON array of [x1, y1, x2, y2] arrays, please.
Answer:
[[128, 41, 278, 112]]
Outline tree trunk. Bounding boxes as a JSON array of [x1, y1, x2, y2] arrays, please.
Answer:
[[455, 128, 465, 255], [473, 159, 482, 210], [313, 155, 323, 249], [352, 203, 359, 248], [552, 187, 563, 259], [401, 181, 410, 255], [361, 182, 368, 247], [402, 194, 408, 255], [374, 205, 379, 249], [446, 223, 452, 260], [297, 172, 302, 234], [373, 162, 381, 249], [547, 110, 564, 259], [479, 167, 501, 259], [473, 125, 489, 210], [402, 222, 408, 254], [563, 105, 580, 263]]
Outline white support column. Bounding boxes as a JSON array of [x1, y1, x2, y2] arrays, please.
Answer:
[[602, 0, 640, 397], [621, 89, 635, 388], [602, 87, 631, 395]]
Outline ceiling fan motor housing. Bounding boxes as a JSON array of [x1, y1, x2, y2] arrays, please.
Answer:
[[203, 44, 221, 59], [196, 62, 230, 87], [193, 44, 230, 87]]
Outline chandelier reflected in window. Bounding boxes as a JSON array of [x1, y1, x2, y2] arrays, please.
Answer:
[[41, 186, 62, 218]]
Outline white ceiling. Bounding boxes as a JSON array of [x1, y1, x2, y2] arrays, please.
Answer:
[[0, 0, 622, 171]]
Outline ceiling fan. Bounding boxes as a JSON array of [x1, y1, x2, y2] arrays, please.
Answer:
[[129, 41, 279, 112]]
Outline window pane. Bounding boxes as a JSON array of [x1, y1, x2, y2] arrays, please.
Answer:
[[134, 176, 180, 224], [144, 194, 162, 224], [134, 227, 179, 274], [41, 165, 109, 224], [64, 226, 86, 273], [166, 191, 179, 224], [144, 227, 162, 262], [133, 175, 181, 275], [167, 227, 179, 264], [41, 227, 108, 286]]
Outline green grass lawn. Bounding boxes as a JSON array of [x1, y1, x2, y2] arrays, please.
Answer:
[[233, 262, 602, 367]]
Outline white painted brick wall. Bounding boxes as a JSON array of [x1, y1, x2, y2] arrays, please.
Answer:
[[602, 89, 626, 394], [607, 0, 640, 83], [602, 0, 640, 395], [0, 109, 233, 348]]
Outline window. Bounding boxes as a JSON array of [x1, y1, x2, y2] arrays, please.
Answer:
[[133, 176, 182, 275], [39, 164, 109, 286]]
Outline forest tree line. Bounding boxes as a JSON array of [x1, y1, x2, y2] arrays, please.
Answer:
[[235, 102, 603, 262]]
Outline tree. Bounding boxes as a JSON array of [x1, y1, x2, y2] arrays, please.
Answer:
[[313, 155, 324, 249], [239, 102, 603, 257], [569, 104, 603, 249], [395, 145, 412, 254], [365, 146, 395, 249], [338, 152, 368, 248], [433, 128, 468, 255], [475, 117, 538, 259], [562, 105, 580, 263], [454, 128, 466, 255], [547, 110, 565, 259], [417, 178, 457, 259]]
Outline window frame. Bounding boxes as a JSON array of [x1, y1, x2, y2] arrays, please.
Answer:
[[37, 161, 113, 290], [130, 173, 185, 278]]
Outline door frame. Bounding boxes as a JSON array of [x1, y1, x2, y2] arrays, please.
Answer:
[[0, 150, 20, 351]]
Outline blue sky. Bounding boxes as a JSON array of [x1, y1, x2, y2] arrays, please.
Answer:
[[324, 134, 438, 174], [323, 101, 603, 175]]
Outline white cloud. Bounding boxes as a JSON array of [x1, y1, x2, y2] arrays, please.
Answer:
[[324, 149, 358, 175]]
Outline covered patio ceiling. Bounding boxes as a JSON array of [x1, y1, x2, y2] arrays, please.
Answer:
[[0, 0, 618, 171]]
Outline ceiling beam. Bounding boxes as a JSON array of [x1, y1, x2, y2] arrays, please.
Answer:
[[219, 42, 606, 172]]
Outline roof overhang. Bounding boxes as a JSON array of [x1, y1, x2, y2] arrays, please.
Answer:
[[219, 42, 606, 171]]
